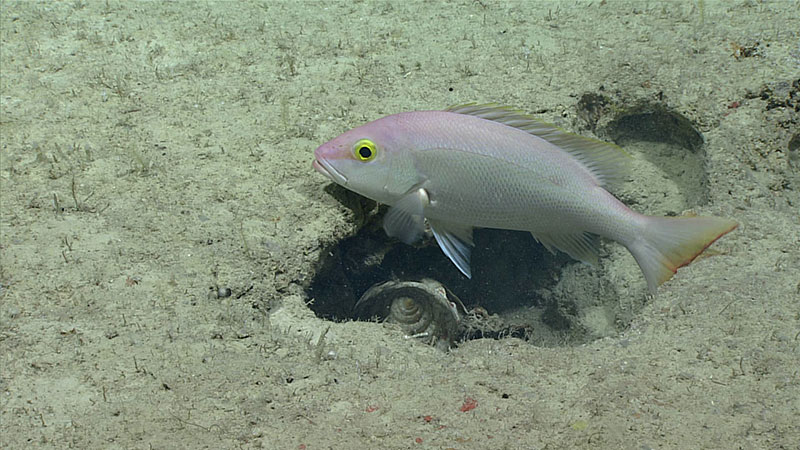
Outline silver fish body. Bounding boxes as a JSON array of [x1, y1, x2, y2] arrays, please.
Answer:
[[314, 104, 736, 293]]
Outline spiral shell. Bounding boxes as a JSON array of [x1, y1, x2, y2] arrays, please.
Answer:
[[354, 279, 465, 349]]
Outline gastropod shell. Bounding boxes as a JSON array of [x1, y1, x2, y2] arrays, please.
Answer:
[[354, 279, 466, 350]]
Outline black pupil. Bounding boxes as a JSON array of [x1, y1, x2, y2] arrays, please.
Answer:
[[358, 146, 372, 159]]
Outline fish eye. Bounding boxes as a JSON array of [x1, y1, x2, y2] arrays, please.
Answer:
[[353, 139, 377, 162]]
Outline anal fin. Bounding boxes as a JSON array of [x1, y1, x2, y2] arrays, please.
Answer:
[[532, 231, 600, 266]]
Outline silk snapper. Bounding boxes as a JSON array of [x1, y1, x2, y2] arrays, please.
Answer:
[[313, 104, 737, 294]]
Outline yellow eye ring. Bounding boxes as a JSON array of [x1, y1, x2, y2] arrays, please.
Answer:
[[353, 139, 377, 162]]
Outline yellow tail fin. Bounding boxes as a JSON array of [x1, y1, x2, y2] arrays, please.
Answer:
[[628, 216, 738, 294]]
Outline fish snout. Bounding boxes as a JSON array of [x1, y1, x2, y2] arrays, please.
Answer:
[[313, 144, 348, 185], [312, 159, 328, 176]]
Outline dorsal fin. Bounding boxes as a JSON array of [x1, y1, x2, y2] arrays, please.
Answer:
[[446, 103, 630, 186]]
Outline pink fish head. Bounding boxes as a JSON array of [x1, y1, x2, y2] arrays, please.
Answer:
[[313, 113, 421, 204]]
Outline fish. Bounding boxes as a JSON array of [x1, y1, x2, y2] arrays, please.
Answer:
[[313, 104, 737, 294]]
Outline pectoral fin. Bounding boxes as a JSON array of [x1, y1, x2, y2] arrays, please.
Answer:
[[383, 188, 430, 245], [384, 189, 475, 278], [429, 220, 474, 278]]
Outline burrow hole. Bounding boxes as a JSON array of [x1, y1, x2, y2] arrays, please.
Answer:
[[306, 97, 709, 348]]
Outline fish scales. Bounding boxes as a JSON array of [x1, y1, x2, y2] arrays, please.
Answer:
[[402, 111, 624, 234]]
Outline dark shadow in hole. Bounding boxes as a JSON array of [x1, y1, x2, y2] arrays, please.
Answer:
[[603, 102, 709, 206], [606, 103, 704, 151], [305, 198, 581, 347], [788, 132, 800, 153], [306, 222, 567, 320]]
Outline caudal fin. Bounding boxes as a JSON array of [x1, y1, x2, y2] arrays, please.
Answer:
[[627, 215, 737, 294]]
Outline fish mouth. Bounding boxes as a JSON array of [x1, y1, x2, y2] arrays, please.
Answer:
[[313, 158, 348, 185]]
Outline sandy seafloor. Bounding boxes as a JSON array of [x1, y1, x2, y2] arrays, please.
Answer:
[[1, 1, 799, 448]]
